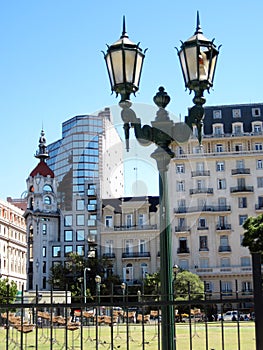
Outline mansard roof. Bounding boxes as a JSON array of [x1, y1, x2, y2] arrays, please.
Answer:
[[30, 160, 55, 178]]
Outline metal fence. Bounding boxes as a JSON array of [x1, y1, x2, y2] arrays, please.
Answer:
[[0, 288, 255, 350]]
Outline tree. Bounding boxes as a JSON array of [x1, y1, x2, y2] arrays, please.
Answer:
[[242, 214, 263, 252], [0, 278, 18, 304]]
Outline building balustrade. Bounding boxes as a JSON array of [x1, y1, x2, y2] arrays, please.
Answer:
[[190, 188, 213, 195], [194, 265, 252, 275], [177, 247, 190, 254], [111, 224, 157, 231], [122, 252, 151, 258], [218, 245, 232, 252], [231, 168, 251, 175], [197, 226, 209, 230], [216, 224, 232, 230], [174, 205, 231, 214], [230, 186, 254, 193], [191, 170, 210, 177], [175, 226, 190, 232], [103, 252, 116, 259]]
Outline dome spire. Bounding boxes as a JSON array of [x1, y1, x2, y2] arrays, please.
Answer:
[[35, 129, 49, 161]]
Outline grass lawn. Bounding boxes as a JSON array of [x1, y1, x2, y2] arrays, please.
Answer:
[[0, 321, 256, 349]]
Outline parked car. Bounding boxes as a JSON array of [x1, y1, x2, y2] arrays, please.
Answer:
[[222, 310, 238, 321]]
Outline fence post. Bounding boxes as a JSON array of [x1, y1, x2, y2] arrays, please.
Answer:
[[252, 252, 263, 350]]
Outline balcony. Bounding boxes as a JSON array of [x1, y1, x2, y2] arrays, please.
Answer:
[[216, 224, 232, 231], [231, 168, 251, 175], [191, 170, 210, 177], [177, 247, 190, 254], [190, 188, 213, 195], [230, 186, 254, 193], [197, 226, 209, 230], [122, 252, 151, 259], [174, 205, 231, 214], [241, 290, 253, 295], [218, 245, 232, 252], [113, 224, 157, 231], [175, 226, 190, 232], [103, 253, 116, 259], [255, 204, 263, 210]]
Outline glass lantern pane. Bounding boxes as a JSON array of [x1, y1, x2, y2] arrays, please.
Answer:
[[124, 50, 136, 83], [185, 46, 198, 81], [106, 54, 114, 87], [179, 50, 188, 84], [111, 50, 124, 84], [199, 46, 210, 81], [208, 51, 218, 83], [134, 53, 143, 87]]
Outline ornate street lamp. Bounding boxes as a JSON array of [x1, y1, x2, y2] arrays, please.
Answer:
[[177, 11, 220, 144], [103, 13, 219, 350], [103, 16, 146, 103]]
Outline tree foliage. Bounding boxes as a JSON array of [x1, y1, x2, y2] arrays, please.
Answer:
[[242, 214, 263, 253], [48, 253, 119, 300], [0, 278, 18, 304]]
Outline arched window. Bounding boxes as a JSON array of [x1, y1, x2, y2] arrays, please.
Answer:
[[44, 196, 51, 205], [43, 184, 53, 192]]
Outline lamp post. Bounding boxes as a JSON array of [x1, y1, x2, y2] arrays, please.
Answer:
[[103, 13, 219, 350], [84, 267, 91, 308], [95, 275, 101, 312]]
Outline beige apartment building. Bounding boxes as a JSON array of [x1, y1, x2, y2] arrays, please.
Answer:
[[100, 103, 263, 310], [0, 198, 27, 290]]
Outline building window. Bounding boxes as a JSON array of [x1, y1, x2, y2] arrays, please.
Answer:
[[255, 143, 263, 151], [232, 109, 241, 118], [88, 214, 96, 226], [43, 184, 53, 192], [234, 144, 242, 152], [42, 223, 47, 235], [242, 281, 252, 294], [179, 259, 189, 270], [233, 124, 242, 134], [216, 161, 225, 172], [177, 181, 185, 192], [252, 108, 261, 117], [253, 124, 262, 133], [64, 215, 72, 227], [126, 214, 133, 228], [199, 236, 208, 251], [64, 230, 73, 241], [199, 258, 209, 268], [76, 199, 85, 211], [257, 177, 263, 188], [221, 281, 232, 294], [139, 239, 146, 253], [238, 197, 247, 208], [198, 218, 206, 228], [213, 110, 222, 119], [141, 263, 148, 278], [216, 144, 223, 152], [43, 261, 46, 273], [217, 178, 226, 190], [257, 160, 263, 169], [241, 257, 251, 266], [239, 215, 248, 225], [77, 245, 85, 256], [125, 239, 133, 253], [178, 237, 188, 253], [123, 264, 133, 282], [44, 196, 51, 205], [76, 215, 85, 226], [105, 215, 113, 227], [221, 258, 230, 267], [64, 246, 73, 257], [52, 246, 61, 258], [105, 240, 113, 254], [213, 125, 223, 135], [76, 230, 85, 241], [43, 246, 46, 257], [176, 164, 185, 173]]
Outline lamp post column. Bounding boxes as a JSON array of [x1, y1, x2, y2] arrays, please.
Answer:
[[151, 146, 175, 350]]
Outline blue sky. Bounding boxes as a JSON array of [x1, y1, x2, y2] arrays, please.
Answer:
[[1, 0, 263, 200]]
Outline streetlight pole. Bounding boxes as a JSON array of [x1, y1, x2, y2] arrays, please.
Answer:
[[83, 267, 91, 308], [103, 13, 219, 350]]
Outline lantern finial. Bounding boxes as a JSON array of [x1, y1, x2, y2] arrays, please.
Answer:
[[121, 16, 128, 38], [195, 11, 203, 35]]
